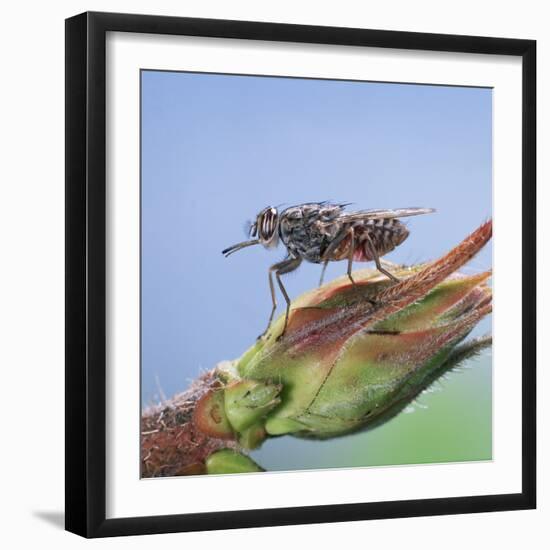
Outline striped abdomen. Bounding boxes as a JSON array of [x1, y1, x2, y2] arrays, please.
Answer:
[[331, 218, 409, 262]]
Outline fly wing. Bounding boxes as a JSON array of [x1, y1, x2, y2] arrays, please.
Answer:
[[334, 207, 435, 223]]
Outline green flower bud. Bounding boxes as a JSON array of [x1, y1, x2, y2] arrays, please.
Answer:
[[224, 380, 282, 433], [186, 220, 493, 477], [206, 449, 264, 474], [238, 422, 268, 450], [228, 220, 492, 439]]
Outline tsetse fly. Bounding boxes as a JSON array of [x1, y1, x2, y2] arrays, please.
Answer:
[[222, 202, 435, 338]]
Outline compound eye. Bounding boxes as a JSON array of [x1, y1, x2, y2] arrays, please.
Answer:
[[259, 208, 278, 241]]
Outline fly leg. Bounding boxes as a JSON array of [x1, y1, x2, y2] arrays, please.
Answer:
[[346, 227, 375, 305], [347, 227, 356, 286], [364, 232, 399, 283], [320, 226, 350, 262], [258, 264, 278, 340], [318, 260, 329, 287], [321, 225, 360, 289], [275, 257, 302, 340], [258, 257, 302, 340], [380, 258, 402, 270]]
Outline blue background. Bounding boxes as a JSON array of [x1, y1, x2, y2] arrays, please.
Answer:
[[141, 70, 492, 470]]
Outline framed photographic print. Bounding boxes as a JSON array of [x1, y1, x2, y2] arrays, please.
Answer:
[[65, 11, 536, 538]]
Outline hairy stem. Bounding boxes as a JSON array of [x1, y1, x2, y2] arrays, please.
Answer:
[[141, 370, 237, 477]]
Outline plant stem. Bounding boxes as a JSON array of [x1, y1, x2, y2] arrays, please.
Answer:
[[141, 370, 237, 477]]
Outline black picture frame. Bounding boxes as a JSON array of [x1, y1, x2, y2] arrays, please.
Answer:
[[65, 11, 536, 538]]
